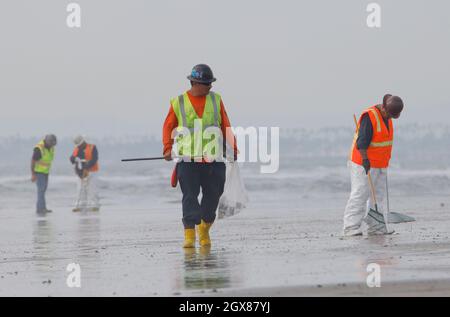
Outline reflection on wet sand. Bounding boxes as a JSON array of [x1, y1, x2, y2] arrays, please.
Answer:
[[354, 235, 398, 280], [32, 214, 54, 270], [181, 247, 231, 291], [32, 212, 103, 281], [76, 215, 101, 258], [74, 214, 102, 283]]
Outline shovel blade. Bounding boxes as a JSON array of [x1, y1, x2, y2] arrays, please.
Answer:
[[387, 212, 416, 224], [368, 208, 416, 224], [368, 208, 386, 224]]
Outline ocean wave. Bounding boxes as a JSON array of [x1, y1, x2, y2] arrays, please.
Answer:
[[2, 167, 450, 205]]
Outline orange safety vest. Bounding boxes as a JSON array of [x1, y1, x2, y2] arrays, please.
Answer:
[[72, 144, 99, 172], [350, 105, 394, 169]]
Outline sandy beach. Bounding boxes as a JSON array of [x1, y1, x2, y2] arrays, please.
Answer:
[[2, 0, 450, 300], [1, 184, 449, 296]]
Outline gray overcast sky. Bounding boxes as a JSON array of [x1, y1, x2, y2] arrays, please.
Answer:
[[0, 0, 449, 137]]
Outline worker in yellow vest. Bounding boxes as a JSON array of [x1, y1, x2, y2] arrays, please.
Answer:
[[31, 134, 57, 214], [163, 64, 238, 248]]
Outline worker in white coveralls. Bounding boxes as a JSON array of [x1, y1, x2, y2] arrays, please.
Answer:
[[70, 135, 100, 212], [343, 94, 404, 236]]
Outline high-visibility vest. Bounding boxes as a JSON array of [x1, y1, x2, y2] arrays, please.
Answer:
[[171, 91, 222, 160], [350, 105, 394, 168], [72, 144, 99, 172], [34, 140, 54, 174]]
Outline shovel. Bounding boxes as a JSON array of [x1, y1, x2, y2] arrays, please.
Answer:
[[353, 114, 415, 224], [353, 114, 387, 226], [366, 172, 389, 226]]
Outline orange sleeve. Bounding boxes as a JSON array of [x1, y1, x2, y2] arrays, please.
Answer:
[[220, 99, 238, 156], [162, 105, 178, 155]]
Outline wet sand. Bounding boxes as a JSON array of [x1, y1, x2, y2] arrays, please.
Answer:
[[1, 192, 449, 296], [212, 279, 450, 297]]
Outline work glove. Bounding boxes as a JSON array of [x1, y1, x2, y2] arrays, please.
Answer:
[[164, 150, 172, 161], [362, 159, 371, 175]]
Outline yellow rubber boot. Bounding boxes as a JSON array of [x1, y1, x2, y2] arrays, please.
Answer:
[[183, 228, 196, 248], [198, 220, 213, 247]]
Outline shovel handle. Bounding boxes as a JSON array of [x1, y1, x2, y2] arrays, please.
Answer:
[[367, 171, 378, 209]]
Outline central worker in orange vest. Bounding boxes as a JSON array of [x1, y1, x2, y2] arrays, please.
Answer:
[[343, 95, 404, 236]]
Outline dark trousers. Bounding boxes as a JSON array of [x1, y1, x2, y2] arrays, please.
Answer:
[[177, 162, 226, 228]]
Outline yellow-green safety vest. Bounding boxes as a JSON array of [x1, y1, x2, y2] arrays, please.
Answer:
[[34, 140, 55, 174], [171, 91, 222, 159]]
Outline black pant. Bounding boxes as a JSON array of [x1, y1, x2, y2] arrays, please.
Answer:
[[177, 161, 226, 228]]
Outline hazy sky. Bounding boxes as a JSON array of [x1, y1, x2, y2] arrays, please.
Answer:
[[1, 0, 449, 137]]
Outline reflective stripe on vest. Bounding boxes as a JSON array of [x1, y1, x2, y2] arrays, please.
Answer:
[[370, 140, 394, 147], [368, 108, 382, 133], [171, 91, 222, 159], [34, 140, 54, 174]]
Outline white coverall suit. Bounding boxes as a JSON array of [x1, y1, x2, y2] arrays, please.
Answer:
[[75, 172, 100, 210], [343, 161, 390, 236]]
